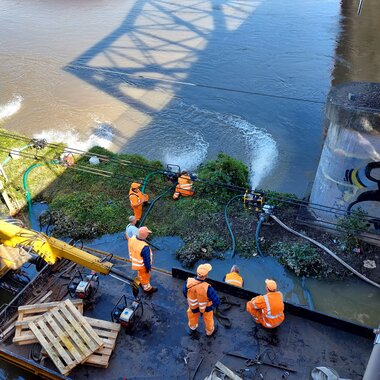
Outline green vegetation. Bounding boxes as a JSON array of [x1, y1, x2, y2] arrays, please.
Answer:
[[336, 209, 369, 252], [269, 242, 332, 278], [196, 153, 249, 199], [1, 128, 369, 279], [261, 189, 299, 209]]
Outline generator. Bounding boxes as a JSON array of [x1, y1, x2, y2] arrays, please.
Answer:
[[243, 190, 265, 212], [111, 295, 143, 329], [68, 270, 99, 300]]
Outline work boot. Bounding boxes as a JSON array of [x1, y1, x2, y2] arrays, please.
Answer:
[[207, 321, 218, 337], [144, 286, 158, 295], [186, 327, 198, 336]]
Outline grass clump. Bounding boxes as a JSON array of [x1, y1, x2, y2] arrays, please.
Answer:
[[336, 209, 369, 252], [269, 242, 332, 278]]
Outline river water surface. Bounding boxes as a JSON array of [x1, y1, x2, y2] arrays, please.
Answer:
[[1, 0, 380, 377]]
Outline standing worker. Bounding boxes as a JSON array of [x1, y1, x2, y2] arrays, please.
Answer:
[[173, 171, 195, 200], [125, 216, 138, 240], [129, 182, 149, 223], [128, 226, 157, 294], [223, 265, 244, 288], [183, 263, 220, 336], [246, 279, 284, 329]]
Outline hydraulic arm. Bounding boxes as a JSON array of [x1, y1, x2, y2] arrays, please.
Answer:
[[0, 220, 134, 286]]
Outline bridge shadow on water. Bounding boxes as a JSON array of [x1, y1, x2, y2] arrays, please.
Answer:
[[64, 0, 265, 155]]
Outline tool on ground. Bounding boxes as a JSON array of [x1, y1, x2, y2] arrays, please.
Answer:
[[68, 270, 99, 299], [111, 294, 143, 329], [224, 352, 296, 373], [192, 356, 204, 380]]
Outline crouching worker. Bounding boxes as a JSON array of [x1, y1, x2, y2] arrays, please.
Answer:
[[128, 226, 157, 295], [223, 265, 244, 288], [173, 171, 195, 200], [246, 279, 284, 329], [183, 264, 220, 336]]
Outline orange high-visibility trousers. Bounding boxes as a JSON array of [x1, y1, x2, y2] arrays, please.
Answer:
[[132, 205, 143, 221], [137, 269, 152, 292], [187, 308, 215, 335]]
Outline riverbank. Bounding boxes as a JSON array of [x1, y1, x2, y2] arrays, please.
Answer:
[[0, 129, 379, 283]]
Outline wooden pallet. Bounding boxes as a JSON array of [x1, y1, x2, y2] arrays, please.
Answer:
[[42, 317, 121, 368], [13, 299, 84, 345], [28, 299, 104, 375]]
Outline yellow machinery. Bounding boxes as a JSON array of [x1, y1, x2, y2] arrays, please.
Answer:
[[0, 220, 135, 287], [243, 190, 265, 212]]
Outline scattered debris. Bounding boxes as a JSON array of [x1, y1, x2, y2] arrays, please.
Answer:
[[363, 260, 376, 269]]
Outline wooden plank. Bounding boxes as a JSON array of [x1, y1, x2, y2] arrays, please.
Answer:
[[17, 299, 83, 313], [36, 319, 75, 368], [63, 299, 104, 347], [13, 299, 83, 345], [50, 308, 91, 359], [44, 312, 84, 364], [41, 317, 121, 368], [28, 300, 102, 375], [28, 320, 67, 374], [59, 306, 98, 354]]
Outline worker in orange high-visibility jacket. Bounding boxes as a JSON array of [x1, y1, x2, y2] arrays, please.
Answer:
[[183, 263, 220, 337], [128, 182, 149, 222], [223, 265, 244, 288], [128, 226, 157, 294], [173, 171, 195, 200], [246, 279, 284, 328]]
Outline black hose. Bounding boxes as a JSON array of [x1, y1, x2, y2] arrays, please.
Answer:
[[139, 184, 176, 226], [224, 194, 244, 258], [255, 216, 265, 257]]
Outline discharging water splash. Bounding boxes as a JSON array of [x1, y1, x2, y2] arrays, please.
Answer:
[[33, 122, 114, 152], [132, 99, 279, 185], [0, 94, 23, 121]]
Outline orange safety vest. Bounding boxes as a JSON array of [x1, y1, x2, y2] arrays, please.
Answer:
[[128, 236, 152, 270], [252, 291, 284, 328], [174, 175, 194, 199], [186, 278, 212, 313], [129, 187, 148, 208], [225, 272, 243, 288]]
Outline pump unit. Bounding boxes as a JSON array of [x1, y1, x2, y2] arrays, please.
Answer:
[[111, 295, 143, 329], [68, 270, 99, 300], [244, 191, 265, 212]]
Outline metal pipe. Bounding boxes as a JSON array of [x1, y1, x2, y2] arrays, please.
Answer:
[[363, 326, 380, 380]]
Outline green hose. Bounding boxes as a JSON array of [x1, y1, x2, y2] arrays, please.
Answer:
[[23, 163, 44, 218], [23, 160, 59, 222], [224, 194, 244, 259], [141, 170, 162, 193], [139, 184, 176, 226]]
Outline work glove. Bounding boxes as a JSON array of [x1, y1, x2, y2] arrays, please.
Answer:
[[145, 268, 151, 273]]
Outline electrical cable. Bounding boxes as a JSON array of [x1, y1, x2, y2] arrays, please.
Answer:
[[1, 133, 380, 231], [2, 140, 379, 226], [66, 63, 326, 106]]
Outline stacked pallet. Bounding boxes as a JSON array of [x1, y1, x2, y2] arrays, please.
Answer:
[[12, 298, 121, 375]]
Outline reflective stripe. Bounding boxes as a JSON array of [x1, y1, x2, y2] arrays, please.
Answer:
[[226, 279, 242, 286], [263, 294, 284, 319]]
